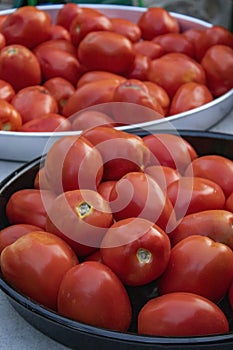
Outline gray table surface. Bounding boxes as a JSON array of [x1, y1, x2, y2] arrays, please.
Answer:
[[0, 110, 232, 349]]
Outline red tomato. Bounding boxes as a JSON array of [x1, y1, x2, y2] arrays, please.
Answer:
[[138, 292, 229, 336], [158, 235, 233, 303], [0, 79, 15, 102], [57, 261, 132, 331], [46, 189, 113, 257], [97, 180, 117, 202], [169, 82, 213, 115], [77, 31, 135, 75], [110, 17, 141, 43], [6, 189, 56, 230], [101, 217, 171, 286], [226, 192, 233, 213], [147, 52, 206, 97], [125, 54, 151, 81], [184, 154, 233, 197], [167, 176, 226, 219], [169, 210, 233, 248], [143, 81, 170, 115], [133, 40, 165, 59], [153, 33, 195, 57], [20, 113, 72, 132], [201, 44, 233, 97], [182, 28, 205, 60], [77, 70, 126, 88], [81, 126, 150, 181], [228, 280, 233, 309], [137, 7, 180, 40], [144, 165, 180, 191], [84, 249, 103, 263], [0, 44, 41, 92], [0, 99, 22, 131], [0, 231, 78, 310], [0, 14, 8, 31], [47, 24, 71, 41], [44, 135, 104, 194], [142, 133, 198, 174], [109, 171, 176, 233], [55, 3, 83, 30], [34, 39, 76, 57], [71, 110, 115, 130], [62, 79, 120, 117], [0, 32, 5, 50], [11, 85, 58, 124], [1, 6, 51, 49], [43, 77, 75, 114], [34, 167, 50, 190], [0, 223, 42, 254]]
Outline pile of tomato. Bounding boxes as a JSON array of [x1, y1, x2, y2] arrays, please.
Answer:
[[1, 124, 233, 337], [0, 4, 232, 131]]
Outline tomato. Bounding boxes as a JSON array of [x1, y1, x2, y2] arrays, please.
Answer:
[[34, 44, 82, 86], [55, 3, 83, 30], [101, 217, 171, 286], [0, 223, 42, 254], [109, 171, 176, 233], [97, 180, 117, 202], [84, 249, 102, 263], [169, 210, 233, 248], [43, 77, 75, 114], [138, 292, 229, 336], [20, 113, 72, 132], [182, 28, 205, 60], [195, 25, 233, 62], [133, 40, 165, 59], [57, 261, 132, 331], [6, 189, 56, 230], [77, 70, 126, 88], [1, 231, 78, 310], [34, 39, 76, 57], [0, 99, 22, 131], [62, 79, 120, 117], [44, 135, 104, 194], [0, 44, 41, 92], [184, 154, 233, 197], [125, 54, 151, 81], [0, 14, 8, 31], [1, 6, 51, 49], [81, 126, 150, 181], [143, 81, 170, 115], [226, 192, 233, 212], [0, 32, 5, 50], [144, 165, 180, 191], [147, 52, 206, 97], [201, 44, 233, 97], [110, 17, 141, 43], [153, 33, 195, 57], [34, 167, 50, 190], [142, 133, 197, 174], [169, 82, 213, 115], [0, 79, 15, 102], [71, 109, 115, 130], [228, 280, 233, 309], [137, 7, 180, 40], [47, 24, 71, 41], [11, 85, 58, 124], [158, 235, 233, 303], [167, 176, 226, 219], [77, 31, 135, 75], [69, 10, 112, 47]]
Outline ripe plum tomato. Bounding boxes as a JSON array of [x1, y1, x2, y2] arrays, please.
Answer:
[[169, 210, 233, 248], [0, 79, 15, 102], [153, 33, 195, 57], [44, 135, 104, 194], [147, 52, 206, 97], [76, 70, 126, 88], [201, 44, 233, 97], [143, 81, 170, 115], [1, 6, 51, 49], [43, 77, 75, 114], [46, 189, 113, 257], [0, 223, 42, 254], [0, 44, 41, 92], [110, 17, 141, 43], [57, 261, 132, 331], [182, 28, 205, 60], [97, 180, 117, 202], [34, 39, 76, 57], [47, 25, 71, 41], [77, 31, 135, 75], [134, 40, 165, 60], [138, 292, 229, 336], [167, 176, 226, 219], [137, 7, 180, 40], [226, 193, 233, 212], [11, 85, 58, 124], [55, 3, 83, 30], [6, 189, 56, 230], [184, 154, 233, 197], [142, 133, 197, 174], [20, 113, 72, 132], [0, 99, 22, 131], [169, 82, 213, 115], [0, 231, 78, 310], [158, 235, 233, 303], [0, 14, 8, 31], [125, 54, 151, 81], [62, 79, 120, 117], [100, 217, 171, 286], [34, 167, 50, 190], [109, 171, 176, 232], [84, 249, 102, 263], [81, 126, 150, 181], [144, 165, 180, 191], [0, 32, 6, 50], [71, 110, 115, 130]]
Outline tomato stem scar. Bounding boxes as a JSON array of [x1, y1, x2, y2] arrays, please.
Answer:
[[136, 248, 152, 264], [75, 201, 93, 219]]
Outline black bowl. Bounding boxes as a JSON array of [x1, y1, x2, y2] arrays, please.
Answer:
[[0, 130, 233, 350]]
